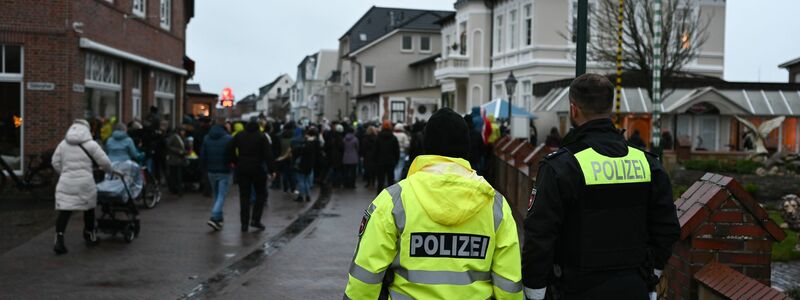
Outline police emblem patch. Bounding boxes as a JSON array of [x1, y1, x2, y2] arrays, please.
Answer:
[[358, 210, 371, 237], [528, 187, 537, 211]]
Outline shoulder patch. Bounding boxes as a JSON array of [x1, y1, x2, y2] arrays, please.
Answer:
[[543, 148, 568, 160]]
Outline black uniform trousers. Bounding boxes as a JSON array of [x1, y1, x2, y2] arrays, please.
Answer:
[[237, 170, 267, 228]]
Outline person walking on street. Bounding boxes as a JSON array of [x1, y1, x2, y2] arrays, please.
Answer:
[[201, 124, 233, 231], [326, 124, 345, 188], [291, 126, 321, 202], [373, 120, 399, 194], [229, 121, 276, 232], [277, 122, 297, 194], [392, 123, 410, 180], [105, 123, 142, 163], [51, 119, 113, 254], [360, 125, 378, 188], [165, 127, 187, 195], [345, 108, 523, 299], [521, 74, 679, 300], [341, 126, 359, 189], [544, 127, 562, 148]]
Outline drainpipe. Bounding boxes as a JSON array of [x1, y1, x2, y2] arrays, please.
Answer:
[[349, 57, 363, 118]]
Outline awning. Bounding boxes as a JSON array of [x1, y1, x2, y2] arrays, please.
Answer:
[[534, 86, 800, 116], [481, 98, 535, 119], [80, 38, 188, 76]]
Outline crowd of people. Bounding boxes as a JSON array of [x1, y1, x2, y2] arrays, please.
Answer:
[[49, 100, 518, 253]]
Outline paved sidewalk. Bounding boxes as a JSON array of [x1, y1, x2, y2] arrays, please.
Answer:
[[0, 186, 317, 299]]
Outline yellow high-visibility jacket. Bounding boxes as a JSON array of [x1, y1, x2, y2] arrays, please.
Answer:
[[345, 155, 523, 300]]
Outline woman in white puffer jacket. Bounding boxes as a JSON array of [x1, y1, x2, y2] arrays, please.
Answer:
[[51, 119, 112, 254]]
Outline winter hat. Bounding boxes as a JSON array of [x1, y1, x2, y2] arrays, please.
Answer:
[[73, 119, 90, 129], [423, 108, 469, 160], [394, 123, 405, 132], [382, 120, 393, 130], [335, 124, 344, 133]]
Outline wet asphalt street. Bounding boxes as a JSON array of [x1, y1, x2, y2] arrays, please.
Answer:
[[213, 186, 372, 299], [0, 185, 320, 299]]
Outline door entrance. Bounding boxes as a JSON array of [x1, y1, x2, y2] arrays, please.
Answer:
[[0, 82, 22, 170]]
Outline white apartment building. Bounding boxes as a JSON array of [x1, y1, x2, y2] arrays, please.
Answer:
[[289, 50, 340, 122], [435, 0, 726, 118]]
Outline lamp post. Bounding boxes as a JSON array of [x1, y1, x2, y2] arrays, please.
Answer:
[[505, 71, 518, 135]]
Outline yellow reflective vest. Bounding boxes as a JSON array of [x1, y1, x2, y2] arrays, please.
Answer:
[[345, 155, 523, 300]]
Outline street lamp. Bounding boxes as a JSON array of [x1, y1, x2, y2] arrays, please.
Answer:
[[505, 71, 518, 134]]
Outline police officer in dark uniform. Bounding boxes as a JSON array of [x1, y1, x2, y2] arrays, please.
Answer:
[[521, 73, 680, 300]]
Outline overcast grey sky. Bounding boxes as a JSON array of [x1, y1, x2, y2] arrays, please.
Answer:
[[186, 0, 800, 100]]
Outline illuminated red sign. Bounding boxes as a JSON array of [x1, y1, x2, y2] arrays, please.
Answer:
[[220, 87, 234, 107]]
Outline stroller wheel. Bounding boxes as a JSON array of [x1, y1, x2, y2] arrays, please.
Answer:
[[143, 184, 161, 209], [123, 225, 136, 243]]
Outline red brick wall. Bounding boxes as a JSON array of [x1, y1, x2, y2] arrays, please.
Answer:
[[0, 0, 189, 155]]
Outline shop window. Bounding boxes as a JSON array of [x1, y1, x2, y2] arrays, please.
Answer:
[[85, 53, 121, 85], [160, 0, 171, 30], [155, 72, 176, 126], [132, 67, 142, 119], [390, 101, 406, 124]]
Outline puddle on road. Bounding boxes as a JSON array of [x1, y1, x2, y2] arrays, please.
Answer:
[[179, 188, 332, 300]]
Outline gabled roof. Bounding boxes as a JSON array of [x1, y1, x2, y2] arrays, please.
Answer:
[[674, 173, 785, 241], [695, 262, 791, 300], [186, 83, 217, 97], [779, 56, 800, 69], [259, 74, 288, 96], [340, 6, 452, 55]]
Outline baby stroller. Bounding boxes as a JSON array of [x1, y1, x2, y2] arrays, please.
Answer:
[[96, 160, 142, 243]]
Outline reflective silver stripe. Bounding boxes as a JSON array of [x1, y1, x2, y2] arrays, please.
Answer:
[[367, 203, 376, 214], [389, 289, 413, 300], [348, 263, 386, 285], [387, 184, 405, 233], [491, 272, 523, 293], [493, 191, 504, 232], [394, 267, 491, 285]]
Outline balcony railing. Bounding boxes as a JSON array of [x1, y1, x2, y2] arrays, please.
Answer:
[[434, 55, 469, 78]]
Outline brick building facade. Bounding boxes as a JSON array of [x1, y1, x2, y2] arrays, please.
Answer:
[[0, 0, 194, 172]]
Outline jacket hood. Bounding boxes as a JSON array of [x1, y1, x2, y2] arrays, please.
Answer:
[[233, 123, 244, 134], [344, 133, 356, 141], [111, 130, 128, 140], [65, 122, 93, 145], [208, 125, 227, 139], [405, 155, 494, 226]]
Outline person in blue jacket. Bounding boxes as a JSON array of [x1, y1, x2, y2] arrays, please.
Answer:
[[201, 124, 233, 230], [105, 123, 142, 163]]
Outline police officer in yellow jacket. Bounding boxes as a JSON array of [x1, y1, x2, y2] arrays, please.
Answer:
[[345, 108, 523, 300], [521, 74, 679, 300]]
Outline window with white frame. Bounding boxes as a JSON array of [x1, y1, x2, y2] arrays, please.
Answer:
[[420, 36, 431, 52], [495, 15, 504, 53], [402, 35, 413, 51], [84, 53, 121, 123], [155, 72, 176, 126], [160, 0, 171, 30], [132, 0, 146, 17], [509, 10, 518, 50], [522, 80, 532, 111], [1, 44, 22, 74], [459, 22, 467, 55], [390, 101, 406, 124], [570, 0, 596, 43], [524, 4, 533, 46], [85, 53, 121, 86], [364, 66, 375, 85], [131, 67, 142, 119]]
